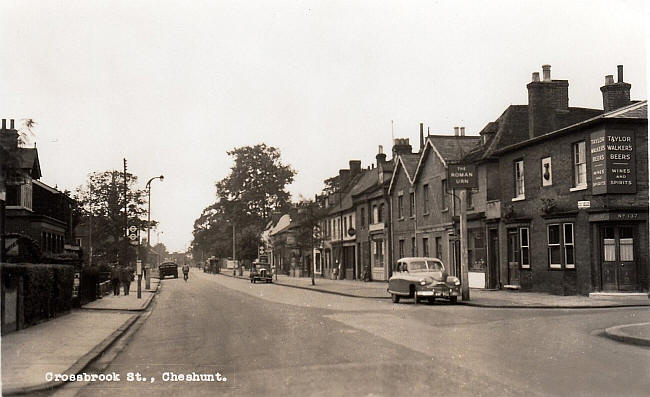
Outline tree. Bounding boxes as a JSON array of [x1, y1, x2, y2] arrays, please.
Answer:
[[294, 197, 327, 278], [192, 144, 295, 263], [74, 170, 150, 266]]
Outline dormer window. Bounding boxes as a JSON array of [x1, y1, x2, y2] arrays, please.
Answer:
[[6, 178, 33, 210]]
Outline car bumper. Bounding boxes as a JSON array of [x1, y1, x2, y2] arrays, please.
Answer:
[[417, 286, 460, 297]]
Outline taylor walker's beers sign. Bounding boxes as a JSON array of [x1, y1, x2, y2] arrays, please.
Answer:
[[590, 129, 636, 195]]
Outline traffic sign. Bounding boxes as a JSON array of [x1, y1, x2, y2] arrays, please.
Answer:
[[129, 233, 138, 241], [129, 225, 137, 233]]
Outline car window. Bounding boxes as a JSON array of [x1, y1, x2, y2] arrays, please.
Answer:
[[408, 260, 444, 272]]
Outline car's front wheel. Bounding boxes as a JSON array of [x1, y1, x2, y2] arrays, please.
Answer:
[[449, 296, 458, 304], [391, 293, 400, 303], [413, 289, 422, 304]]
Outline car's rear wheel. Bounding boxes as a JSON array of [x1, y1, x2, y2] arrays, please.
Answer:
[[391, 293, 400, 303], [428, 297, 436, 305]]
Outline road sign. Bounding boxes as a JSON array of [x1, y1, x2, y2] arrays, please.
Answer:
[[129, 225, 137, 233], [129, 233, 138, 241]]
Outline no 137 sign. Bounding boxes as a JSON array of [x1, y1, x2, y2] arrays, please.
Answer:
[[448, 164, 477, 189]]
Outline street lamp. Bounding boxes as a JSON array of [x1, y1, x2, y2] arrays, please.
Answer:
[[146, 175, 164, 289]]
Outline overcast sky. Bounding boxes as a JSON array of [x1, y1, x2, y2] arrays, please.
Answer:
[[1, 0, 647, 252]]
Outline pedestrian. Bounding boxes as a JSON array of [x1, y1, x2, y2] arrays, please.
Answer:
[[120, 266, 131, 295], [110, 265, 121, 295]]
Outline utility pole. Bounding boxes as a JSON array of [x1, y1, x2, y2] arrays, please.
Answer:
[[460, 189, 470, 301], [123, 159, 128, 266]]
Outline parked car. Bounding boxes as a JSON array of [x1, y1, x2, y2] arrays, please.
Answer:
[[250, 261, 273, 283], [159, 262, 178, 279], [387, 257, 461, 304]]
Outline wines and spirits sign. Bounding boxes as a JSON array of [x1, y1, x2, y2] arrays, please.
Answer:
[[590, 130, 636, 195]]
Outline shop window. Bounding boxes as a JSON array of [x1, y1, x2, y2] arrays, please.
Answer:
[[435, 237, 442, 259], [573, 141, 587, 188], [514, 160, 525, 199], [468, 229, 487, 271]]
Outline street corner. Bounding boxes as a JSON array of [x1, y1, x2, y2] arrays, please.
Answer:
[[604, 322, 650, 347]]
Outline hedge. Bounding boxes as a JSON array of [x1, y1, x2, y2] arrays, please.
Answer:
[[1, 263, 74, 326]]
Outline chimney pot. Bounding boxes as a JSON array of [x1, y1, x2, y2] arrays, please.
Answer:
[[10, 119, 14, 129], [2, 119, 5, 129], [605, 75, 614, 85], [419, 122, 424, 150], [460, 127, 465, 136], [454, 127, 459, 136], [378, 145, 383, 154], [542, 64, 551, 82], [532, 72, 540, 82], [617, 65, 624, 83]]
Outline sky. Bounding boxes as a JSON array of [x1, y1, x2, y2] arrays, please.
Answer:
[[1, 0, 647, 252]]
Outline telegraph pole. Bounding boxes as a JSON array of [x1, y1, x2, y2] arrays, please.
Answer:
[[123, 158, 128, 266]]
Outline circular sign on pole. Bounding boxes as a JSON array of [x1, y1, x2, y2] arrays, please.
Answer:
[[129, 233, 138, 241], [129, 225, 137, 233]]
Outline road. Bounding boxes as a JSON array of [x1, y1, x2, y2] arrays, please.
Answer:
[[63, 270, 650, 397]]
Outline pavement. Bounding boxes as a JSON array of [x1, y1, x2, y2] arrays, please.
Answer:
[[1, 277, 160, 396]]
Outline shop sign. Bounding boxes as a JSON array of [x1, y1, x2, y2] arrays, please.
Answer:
[[590, 130, 636, 195], [447, 164, 477, 189], [577, 201, 591, 209]]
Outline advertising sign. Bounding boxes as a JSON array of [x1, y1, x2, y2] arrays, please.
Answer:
[[447, 164, 478, 189], [591, 130, 636, 195]]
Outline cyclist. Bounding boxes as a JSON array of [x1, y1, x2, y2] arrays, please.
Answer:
[[182, 264, 190, 281]]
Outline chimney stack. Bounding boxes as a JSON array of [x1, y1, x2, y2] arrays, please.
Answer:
[[349, 160, 361, 176], [527, 64, 569, 138], [392, 138, 412, 156], [542, 64, 551, 82], [1, 118, 19, 150], [419, 123, 424, 150], [600, 65, 631, 112], [376, 145, 386, 168]]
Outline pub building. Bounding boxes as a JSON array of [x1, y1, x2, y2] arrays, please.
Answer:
[[491, 95, 647, 295]]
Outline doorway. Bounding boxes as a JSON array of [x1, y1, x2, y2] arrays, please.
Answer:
[[488, 228, 499, 289], [600, 224, 637, 291], [507, 229, 520, 286]]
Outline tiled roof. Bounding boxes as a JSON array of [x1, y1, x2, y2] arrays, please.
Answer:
[[427, 135, 481, 162], [493, 100, 647, 155], [350, 169, 378, 197], [328, 170, 368, 215], [400, 154, 420, 178], [17, 148, 41, 179]]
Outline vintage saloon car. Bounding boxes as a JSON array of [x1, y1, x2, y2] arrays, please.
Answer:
[[387, 257, 461, 304], [250, 261, 273, 283], [159, 262, 179, 279]]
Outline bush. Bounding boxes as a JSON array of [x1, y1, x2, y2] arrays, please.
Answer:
[[1, 263, 74, 327]]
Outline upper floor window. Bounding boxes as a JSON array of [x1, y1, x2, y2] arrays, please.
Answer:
[[411, 237, 416, 256], [423, 184, 430, 213], [360, 207, 366, 227], [6, 179, 32, 210], [422, 237, 429, 257], [467, 189, 473, 209], [409, 192, 415, 217], [399, 240, 405, 259], [398, 195, 404, 218], [441, 179, 448, 210], [514, 160, 525, 199], [379, 203, 384, 223], [573, 141, 587, 189]]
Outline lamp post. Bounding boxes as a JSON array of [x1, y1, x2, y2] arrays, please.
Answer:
[[146, 175, 164, 290]]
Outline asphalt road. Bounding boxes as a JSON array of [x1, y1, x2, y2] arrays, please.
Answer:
[[66, 270, 650, 397]]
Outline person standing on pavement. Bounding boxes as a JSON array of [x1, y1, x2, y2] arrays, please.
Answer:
[[110, 265, 121, 295], [120, 266, 131, 295]]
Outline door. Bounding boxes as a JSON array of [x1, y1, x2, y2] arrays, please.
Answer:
[[601, 225, 637, 291], [488, 229, 499, 289], [507, 229, 520, 286]]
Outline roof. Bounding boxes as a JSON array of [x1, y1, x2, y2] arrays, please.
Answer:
[[412, 135, 480, 181], [494, 100, 647, 155], [327, 170, 368, 215], [350, 169, 379, 197], [13, 148, 42, 179], [466, 104, 603, 163], [387, 153, 420, 193]]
